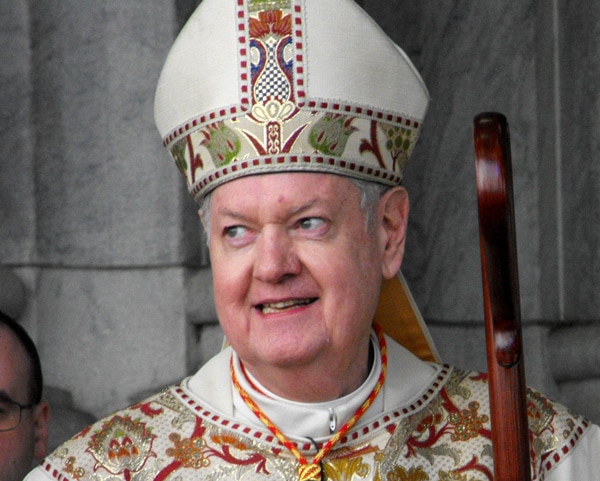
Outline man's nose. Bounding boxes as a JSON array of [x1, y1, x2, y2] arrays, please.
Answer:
[[253, 228, 301, 283]]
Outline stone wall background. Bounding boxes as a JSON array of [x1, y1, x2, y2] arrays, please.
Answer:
[[1, 0, 599, 447]]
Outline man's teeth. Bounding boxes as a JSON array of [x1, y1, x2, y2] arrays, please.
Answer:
[[260, 299, 314, 314]]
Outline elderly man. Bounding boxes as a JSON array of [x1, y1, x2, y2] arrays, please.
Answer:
[[0, 311, 49, 481], [27, 0, 600, 480]]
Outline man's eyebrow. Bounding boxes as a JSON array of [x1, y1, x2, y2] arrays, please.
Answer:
[[289, 198, 320, 216], [218, 198, 323, 220], [215, 208, 252, 222]]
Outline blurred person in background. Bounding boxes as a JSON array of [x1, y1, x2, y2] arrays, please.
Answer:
[[0, 310, 49, 481]]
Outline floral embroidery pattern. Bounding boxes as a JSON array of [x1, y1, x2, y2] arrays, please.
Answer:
[[64, 456, 85, 481], [166, 433, 210, 469], [437, 471, 470, 481], [170, 139, 188, 176], [87, 415, 156, 476], [386, 465, 429, 481], [310, 114, 357, 157], [199, 122, 241, 167], [448, 402, 489, 441], [379, 371, 495, 480], [324, 455, 371, 481], [247, 6, 296, 158], [381, 124, 417, 173], [527, 389, 556, 436], [42, 366, 590, 481], [202, 426, 271, 475], [210, 433, 252, 451], [161, 1, 422, 202]]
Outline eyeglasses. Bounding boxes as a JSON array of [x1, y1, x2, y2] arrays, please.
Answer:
[[0, 398, 34, 432]]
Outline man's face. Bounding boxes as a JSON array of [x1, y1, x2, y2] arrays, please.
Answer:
[[0, 327, 48, 481], [207, 173, 403, 397]]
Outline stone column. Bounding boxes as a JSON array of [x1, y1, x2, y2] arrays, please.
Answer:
[[560, 0, 600, 320], [0, 0, 36, 263], [27, 1, 201, 416]]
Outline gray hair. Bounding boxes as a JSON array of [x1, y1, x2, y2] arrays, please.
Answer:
[[199, 177, 389, 245], [349, 178, 390, 230]]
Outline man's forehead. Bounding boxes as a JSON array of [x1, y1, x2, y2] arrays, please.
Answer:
[[210, 173, 360, 221], [0, 326, 29, 364], [211, 172, 358, 206], [0, 326, 31, 397]]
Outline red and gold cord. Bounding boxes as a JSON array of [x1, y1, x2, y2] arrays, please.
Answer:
[[230, 324, 388, 481]]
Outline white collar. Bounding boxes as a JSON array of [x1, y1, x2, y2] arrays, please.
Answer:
[[231, 330, 383, 441], [183, 332, 441, 443]]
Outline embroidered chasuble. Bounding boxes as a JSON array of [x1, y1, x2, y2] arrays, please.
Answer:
[[26, 336, 597, 481]]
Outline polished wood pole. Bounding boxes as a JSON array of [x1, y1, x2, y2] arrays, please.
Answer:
[[473, 112, 531, 481]]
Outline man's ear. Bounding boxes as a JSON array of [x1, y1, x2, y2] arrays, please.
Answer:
[[198, 209, 206, 229], [32, 401, 50, 460], [377, 186, 409, 279]]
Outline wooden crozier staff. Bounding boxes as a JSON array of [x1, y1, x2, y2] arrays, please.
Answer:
[[473, 112, 532, 481]]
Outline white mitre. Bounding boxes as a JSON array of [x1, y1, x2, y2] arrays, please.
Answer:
[[154, 0, 430, 203]]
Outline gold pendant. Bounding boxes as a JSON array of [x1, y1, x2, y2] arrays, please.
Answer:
[[298, 463, 322, 481]]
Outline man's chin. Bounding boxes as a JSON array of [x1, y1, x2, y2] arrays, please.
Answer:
[[244, 342, 323, 371]]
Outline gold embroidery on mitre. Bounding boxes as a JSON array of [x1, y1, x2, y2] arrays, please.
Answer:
[[159, 0, 423, 202]]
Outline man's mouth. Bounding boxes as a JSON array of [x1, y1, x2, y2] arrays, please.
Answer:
[[257, 298, 317, 314]]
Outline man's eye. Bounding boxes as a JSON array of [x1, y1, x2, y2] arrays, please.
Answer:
[[298, 217, 325, 230], [225, 225, 247, 238], [0, 401, 10, 417]]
